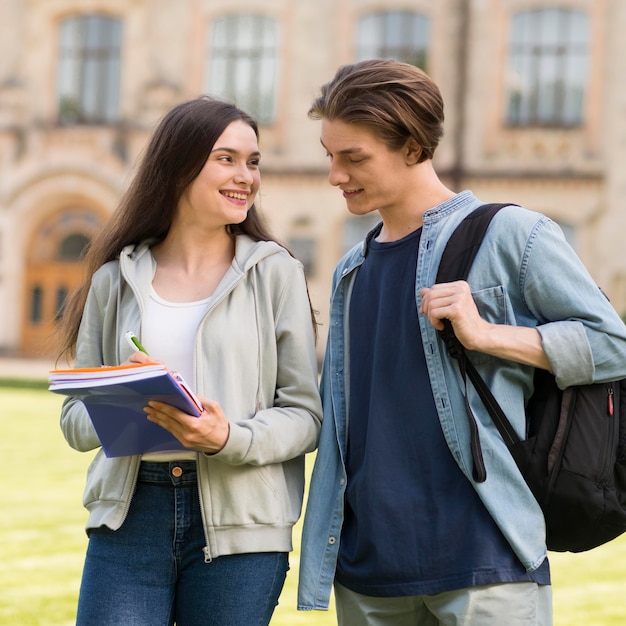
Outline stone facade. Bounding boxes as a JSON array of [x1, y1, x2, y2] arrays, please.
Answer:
[[0, 0, 624, 358]]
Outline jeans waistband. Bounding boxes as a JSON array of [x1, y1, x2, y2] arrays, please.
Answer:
[[138, 461, 197, 487]]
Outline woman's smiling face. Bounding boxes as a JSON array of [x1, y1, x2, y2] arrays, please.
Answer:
[[177, 119, 261, 229]]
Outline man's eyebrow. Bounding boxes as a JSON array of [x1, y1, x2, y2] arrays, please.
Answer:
[[319, 140, 365, 155]]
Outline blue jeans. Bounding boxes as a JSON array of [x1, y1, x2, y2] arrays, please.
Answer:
[[76, 461, 289, 626]]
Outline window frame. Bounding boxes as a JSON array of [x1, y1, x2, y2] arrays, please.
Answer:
[[207, 14, 279, 125], [506, 7, 589, 127], [355, 10, 429, 70], [57, 13, 122, 125]]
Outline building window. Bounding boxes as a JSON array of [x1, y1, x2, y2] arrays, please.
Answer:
[[30, 286, 43, 324], [57, 14, 122, 125], [58, 233, 90, 260], [343, 213, 381, 255], [288, 237, 316, 276], [55, 287, 69, 320], [207, 14, 279, 124], [356, 11, 429, 69], [507, 8, 589, 126]]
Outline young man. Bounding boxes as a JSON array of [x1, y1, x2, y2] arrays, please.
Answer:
[[297, 59, 626, 626]]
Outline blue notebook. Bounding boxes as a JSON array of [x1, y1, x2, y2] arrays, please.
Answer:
[[49, 363, 203, 457]]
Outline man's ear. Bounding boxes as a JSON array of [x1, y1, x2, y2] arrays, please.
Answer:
[[405, 139, 423, 165]]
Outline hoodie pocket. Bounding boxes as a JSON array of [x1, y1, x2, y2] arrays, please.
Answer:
[[205, 460, 302, 528]]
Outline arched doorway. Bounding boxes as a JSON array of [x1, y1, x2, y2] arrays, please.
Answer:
[[21, 208, 105, 357]]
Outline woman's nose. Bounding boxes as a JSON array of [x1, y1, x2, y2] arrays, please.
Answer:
[[233, 164, 254, 184]]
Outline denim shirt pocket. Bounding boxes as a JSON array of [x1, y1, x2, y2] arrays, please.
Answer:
[[469, 285, 507, 364]]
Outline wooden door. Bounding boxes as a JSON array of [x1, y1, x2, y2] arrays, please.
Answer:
[[20, 210, 104, 357]]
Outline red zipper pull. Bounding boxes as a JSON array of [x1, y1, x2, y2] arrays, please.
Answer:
[[608, 386, 614, 416]]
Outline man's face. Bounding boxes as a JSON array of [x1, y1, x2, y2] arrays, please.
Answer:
[[320, 118, 415, 218]]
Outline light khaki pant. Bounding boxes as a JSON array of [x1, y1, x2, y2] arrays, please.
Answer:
[[334, 581, 553, 626]]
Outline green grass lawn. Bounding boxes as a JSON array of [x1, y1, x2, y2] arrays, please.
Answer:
[[1, 383, 624, 625]]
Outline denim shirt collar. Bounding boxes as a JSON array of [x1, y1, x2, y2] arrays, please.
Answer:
[[359, 190, 477, 258]]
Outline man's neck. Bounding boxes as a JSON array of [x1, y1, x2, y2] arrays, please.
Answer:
[[377, 172, 456, 242]]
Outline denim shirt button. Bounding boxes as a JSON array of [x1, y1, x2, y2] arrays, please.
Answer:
[[328, 537, 336, 545]]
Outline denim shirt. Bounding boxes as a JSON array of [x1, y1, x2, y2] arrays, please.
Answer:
[[297, 190, 626, 610]]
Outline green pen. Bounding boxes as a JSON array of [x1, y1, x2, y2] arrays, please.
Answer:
[[125, 331, 149, 355]]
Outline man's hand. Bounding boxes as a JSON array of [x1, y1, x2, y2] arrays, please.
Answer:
[[420, 281, 551, 370], [419, 281, 486, 350]]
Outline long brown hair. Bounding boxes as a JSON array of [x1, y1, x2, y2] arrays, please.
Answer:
[[56, 96, 316, 361]]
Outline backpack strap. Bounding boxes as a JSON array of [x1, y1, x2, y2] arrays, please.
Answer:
[[437, 203, 509, 361], [436, 203, 510, 283], [436, 203, 523, 482]]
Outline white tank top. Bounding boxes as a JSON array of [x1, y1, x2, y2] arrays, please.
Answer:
[[141, 286, 213, 462]]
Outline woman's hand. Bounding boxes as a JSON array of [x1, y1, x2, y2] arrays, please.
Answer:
[[125, 351, 155, 366], [143, 395, 231, 454]]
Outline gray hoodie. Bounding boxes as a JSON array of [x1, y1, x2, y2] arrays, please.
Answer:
[[60, 235, 322, 560]]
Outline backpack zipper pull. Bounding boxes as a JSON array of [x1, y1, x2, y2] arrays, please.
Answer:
[[608, 385, 614, 416]]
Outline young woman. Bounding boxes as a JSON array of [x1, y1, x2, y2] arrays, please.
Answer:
[[57, 96, 322, 625]]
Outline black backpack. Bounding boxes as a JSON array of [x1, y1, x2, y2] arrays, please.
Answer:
[[436, 203, 626, 552]]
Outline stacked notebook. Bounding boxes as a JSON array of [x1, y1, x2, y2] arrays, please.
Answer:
[[49, 363, 203, 457]]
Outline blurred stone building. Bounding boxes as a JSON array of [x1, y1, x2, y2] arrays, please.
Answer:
[[0, 0, 624, 358]]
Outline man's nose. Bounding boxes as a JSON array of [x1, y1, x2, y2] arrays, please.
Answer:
[[328, 161, 349, 186]]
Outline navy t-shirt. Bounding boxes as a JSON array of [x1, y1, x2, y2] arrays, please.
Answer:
[[335, 227, 549, 597]]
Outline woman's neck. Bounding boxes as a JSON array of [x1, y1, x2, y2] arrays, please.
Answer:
[[150, 227, 236, 302]]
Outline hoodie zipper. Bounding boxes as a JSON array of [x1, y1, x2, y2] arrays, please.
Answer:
[[193, 272, 248, 563]]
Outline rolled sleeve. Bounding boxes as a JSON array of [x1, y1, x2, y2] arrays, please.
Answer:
[[537, 320, 594, 388]]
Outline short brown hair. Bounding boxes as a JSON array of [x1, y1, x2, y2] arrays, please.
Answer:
[[309, 59, 444, 162]]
